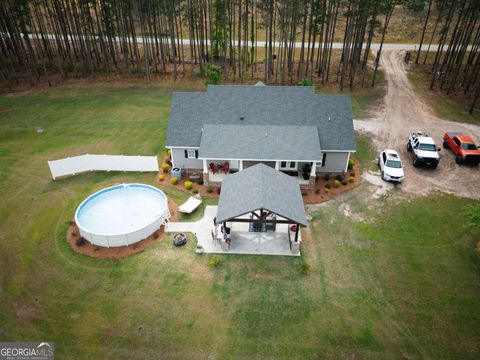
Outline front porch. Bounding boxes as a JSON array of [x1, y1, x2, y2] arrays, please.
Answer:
[[203, 159, 315, 187]]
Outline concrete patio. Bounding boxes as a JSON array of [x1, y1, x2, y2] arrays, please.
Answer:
[[165, 206, 301, 256]]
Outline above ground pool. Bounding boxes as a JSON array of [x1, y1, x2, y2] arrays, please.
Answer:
[[75, 183, 170, 248]]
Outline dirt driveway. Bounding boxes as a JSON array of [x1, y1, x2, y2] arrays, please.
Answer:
[[355, 50, 480, 199]]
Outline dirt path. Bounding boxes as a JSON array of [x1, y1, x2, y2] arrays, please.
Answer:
[[355, 50, 480, 199]]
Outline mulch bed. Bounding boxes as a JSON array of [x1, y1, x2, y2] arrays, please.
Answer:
[[67, 197, 179, 260], [156, 158, 362, 205]]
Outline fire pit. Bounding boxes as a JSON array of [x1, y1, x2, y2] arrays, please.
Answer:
[[172, 233, 187, 247]]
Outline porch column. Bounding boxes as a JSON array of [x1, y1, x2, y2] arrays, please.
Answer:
[[291, 224, 301, 255], [202, 159, 209, 186], [275, 161, 280, 170], [309, 162, 316, 188], [239, 160, 243, 171]]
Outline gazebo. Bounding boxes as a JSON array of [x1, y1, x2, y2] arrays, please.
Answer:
[[214, 163, 307, 254]]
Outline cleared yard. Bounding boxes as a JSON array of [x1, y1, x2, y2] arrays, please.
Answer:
[[0, 84, 480, 359]]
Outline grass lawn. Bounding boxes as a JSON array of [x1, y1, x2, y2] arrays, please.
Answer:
[[1, 84, 480, 359], [407, 65, 480, 124]]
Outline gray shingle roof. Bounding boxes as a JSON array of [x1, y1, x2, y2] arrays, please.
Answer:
[[216, 163, 307, 226], [166, 85, 355, 153], [198, 124, 321, 160]]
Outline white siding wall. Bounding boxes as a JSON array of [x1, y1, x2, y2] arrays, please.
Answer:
[[318, 152, 350, 173], [170, 148, 203, 170]]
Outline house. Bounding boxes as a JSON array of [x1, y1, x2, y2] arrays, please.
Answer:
[[165, 84, 356, 188]]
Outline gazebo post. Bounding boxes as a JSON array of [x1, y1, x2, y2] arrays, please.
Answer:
[[294, 223, 299, 243]]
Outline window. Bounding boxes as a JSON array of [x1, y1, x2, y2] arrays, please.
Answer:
[[418, 143, 437, 151], [184, 149, 198, 159], [321, 153, 327, 167], [453, 137, 461, 147], [462, 142, 477, 150], [382, 152, 387, 163], [279, 161, 297, 170]]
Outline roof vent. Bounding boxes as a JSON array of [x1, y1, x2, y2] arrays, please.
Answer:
[[240, 116, 245, 121]]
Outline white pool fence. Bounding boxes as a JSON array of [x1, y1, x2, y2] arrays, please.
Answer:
[[48, 154, 159, 180]]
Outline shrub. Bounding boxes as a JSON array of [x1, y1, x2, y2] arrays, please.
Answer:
[[348, 176, 355, 183], [170, 177, 178, 185], [152, 231, 160, 239], [333, 179, 341, 188], [203, 64, 222, 85], [184, 181, 193, 190], [299, 260, 312, 274], [298, 78, 313, 86], [348, 158, 356, 170], [206, 186, 213, 193], [208, 256, 223, 268], [349, 171, 356, 177], [76, 237, 87, 247], [302, 191, 308, 196], [193, 189, 199, 194], [217, 187, 221, 194], [335, 174, 344, 182], [324, 174, 331, 181], [161, 163, 170, 173], [342, 179, 348, 186], [166, 149, 172, 159], [324, 187, 330, 193], [325, 183, 332, 189], [315, 188, 321, 195], [158, 174, 165, 181], [197, 178, 204, 186]]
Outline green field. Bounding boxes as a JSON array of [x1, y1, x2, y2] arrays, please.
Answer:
[[1, 84, 480, 359]]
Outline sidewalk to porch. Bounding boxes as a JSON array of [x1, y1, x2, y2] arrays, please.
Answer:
[[165, 206, 301, 256]]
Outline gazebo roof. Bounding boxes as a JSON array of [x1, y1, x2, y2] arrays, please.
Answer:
[[216, 164, 307, 226]]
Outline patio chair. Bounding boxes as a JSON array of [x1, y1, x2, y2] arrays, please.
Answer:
[[209, 162, 217, 174], [222, 162, 230, 174]]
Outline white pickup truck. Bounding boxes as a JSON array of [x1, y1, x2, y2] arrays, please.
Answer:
[[406, 131, 440, 168]]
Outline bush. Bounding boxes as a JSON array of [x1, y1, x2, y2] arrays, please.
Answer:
[[348, 158, 356, 170], [76, 237, 87, 247], [166, 149, 172, 159], [217, 187, 221, 194], [197, 178, 204, 186], [208, 256, 223, 268], [161, 163, 170, 173], [206, 186, 213, 193], [325, 183, 332, 189], [324, 187, 330, 193], [349, 171, 356, 177], [158, 174, 165, 181], [348, 176, 355, 183], [301, 191, 308, 196], [298, 78, 313, 86], [333, 179, 341, 188], [299, 260, 312, 274], [170, 177, 178, 185], [335, 174, 344, 182], [184, 181, 193, 190], [203, 64, 222, 85], [315, 188, 321, 195], [152, 231, 160, 239], [193, 189, 199, 194], [324, 174, 331, 181], [342, 179, 348, 186]]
